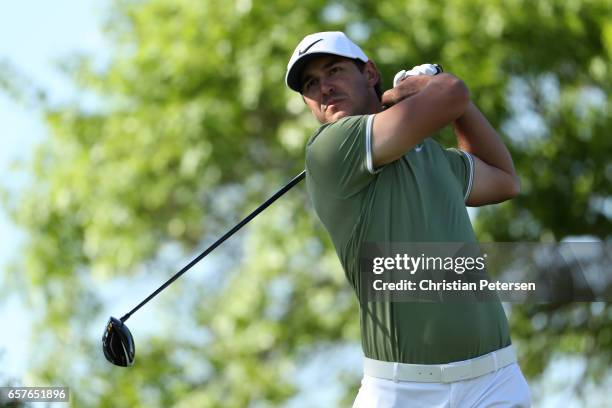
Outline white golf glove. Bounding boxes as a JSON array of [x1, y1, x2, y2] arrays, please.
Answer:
[[393, 63, 443, 87]]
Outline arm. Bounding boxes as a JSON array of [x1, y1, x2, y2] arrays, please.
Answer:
[[453, 102, 520, 206], [372, 73, 470, 167]]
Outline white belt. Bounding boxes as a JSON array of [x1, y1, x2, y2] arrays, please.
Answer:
[[363, 345, 516, 383]]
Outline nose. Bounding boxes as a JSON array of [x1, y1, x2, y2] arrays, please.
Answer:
[[319, 76, 335, 95]]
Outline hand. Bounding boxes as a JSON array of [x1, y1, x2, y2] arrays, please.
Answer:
[[393, 64, 443, 87], [382, 64, 443, 109], [382, 75, 434, 108]]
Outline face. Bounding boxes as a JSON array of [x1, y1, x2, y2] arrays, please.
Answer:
[[300, 55, 379, 124]]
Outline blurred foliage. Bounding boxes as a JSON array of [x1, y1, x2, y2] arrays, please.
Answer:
[[1, 0, 611, 406], [0, 59, 46, 107]]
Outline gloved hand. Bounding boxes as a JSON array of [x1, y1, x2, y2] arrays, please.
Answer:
[[393, 64, 443, 87]]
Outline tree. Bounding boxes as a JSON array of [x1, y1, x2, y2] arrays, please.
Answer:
[[2, 0, 611, 405]]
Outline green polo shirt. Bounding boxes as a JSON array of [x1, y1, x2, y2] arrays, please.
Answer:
[[305, 114, 511, 364]]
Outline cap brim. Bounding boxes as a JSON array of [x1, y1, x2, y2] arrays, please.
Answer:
[[286, 53, 330, 93]]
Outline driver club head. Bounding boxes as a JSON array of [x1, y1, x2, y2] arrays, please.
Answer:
[[102, 317, 135, 367]]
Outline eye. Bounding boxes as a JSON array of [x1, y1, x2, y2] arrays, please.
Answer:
[[303, 78, 318, 93], [329, 65, 341, 75]]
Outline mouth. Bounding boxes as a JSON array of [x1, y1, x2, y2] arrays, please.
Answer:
[[324, 98, 344, 111]]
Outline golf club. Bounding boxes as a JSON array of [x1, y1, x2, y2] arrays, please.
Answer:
[[102, 170, 306, 367]]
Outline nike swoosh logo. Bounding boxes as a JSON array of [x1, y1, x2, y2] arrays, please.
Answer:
[[299, 39, 323, 56]]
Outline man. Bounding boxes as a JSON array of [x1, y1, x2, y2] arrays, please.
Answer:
[[285, 32, 531, 407]]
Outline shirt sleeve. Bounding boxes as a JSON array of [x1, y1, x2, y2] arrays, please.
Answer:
[[306, 114, 378, 198], [443, 148, 475, 202]]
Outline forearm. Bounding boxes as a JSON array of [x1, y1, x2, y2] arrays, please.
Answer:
[[453, 102, 518, 181], [373, 74, 469, 167]]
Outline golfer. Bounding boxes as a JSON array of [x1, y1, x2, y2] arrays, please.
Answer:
[[285, 32, 531, 407]]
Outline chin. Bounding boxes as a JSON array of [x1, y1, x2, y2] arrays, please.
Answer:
[[326, 110, 350, 123]]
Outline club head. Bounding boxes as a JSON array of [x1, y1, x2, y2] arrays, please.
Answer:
[[102, 316, 135, 367]]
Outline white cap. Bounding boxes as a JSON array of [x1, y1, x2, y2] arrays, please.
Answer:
[[285, 31, 369, 93]]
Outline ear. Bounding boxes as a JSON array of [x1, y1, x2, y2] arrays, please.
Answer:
[[364, 60, 380, 87]]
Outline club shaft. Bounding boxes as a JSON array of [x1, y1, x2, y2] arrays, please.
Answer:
[[120, 170, 306, 322]]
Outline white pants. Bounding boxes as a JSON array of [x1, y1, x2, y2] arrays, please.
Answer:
[[353, 362, 531, 408]]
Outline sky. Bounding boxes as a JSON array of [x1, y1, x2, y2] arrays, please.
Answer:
[[0, 0, 109, 382], [0, 1, 609, 406]]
